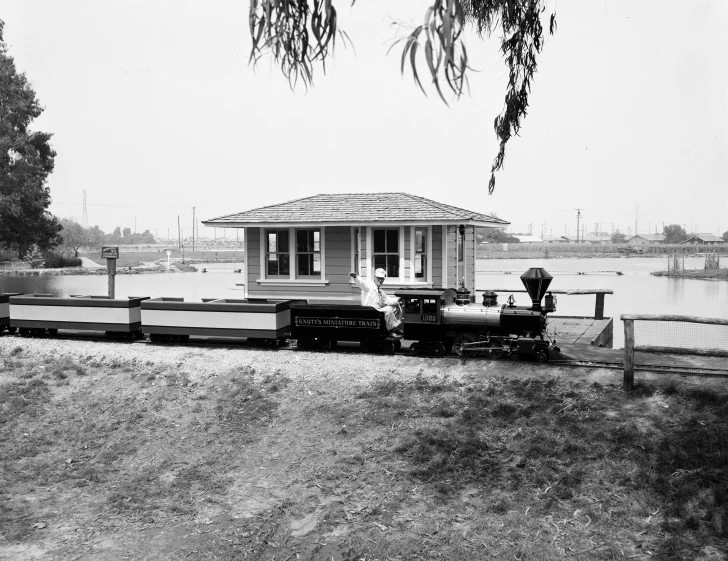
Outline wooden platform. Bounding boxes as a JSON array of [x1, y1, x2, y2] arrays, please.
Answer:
[[547, 316, 613, 348]]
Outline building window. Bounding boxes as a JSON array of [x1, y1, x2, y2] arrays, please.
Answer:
[[266, 230, 289, 277], [414, 227, 427, 280], [373, 228, 399, 278], [296, 229, 321, 277]]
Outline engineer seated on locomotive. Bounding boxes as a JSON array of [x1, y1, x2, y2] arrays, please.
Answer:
[[349, 269, 403, 338]]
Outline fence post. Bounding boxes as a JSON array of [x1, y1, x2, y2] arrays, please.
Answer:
[[623, 318, 635, 391], [594, 293, 605, 320]]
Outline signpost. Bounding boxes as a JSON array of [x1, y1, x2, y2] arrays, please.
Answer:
[[102, 246, 119, 298]]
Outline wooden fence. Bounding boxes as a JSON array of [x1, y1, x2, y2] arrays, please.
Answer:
[[621, 314, 728, 391], [479, 243, 728, 255]]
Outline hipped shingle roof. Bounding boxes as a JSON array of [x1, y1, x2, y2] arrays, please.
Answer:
[[203, 193, 509, 228]]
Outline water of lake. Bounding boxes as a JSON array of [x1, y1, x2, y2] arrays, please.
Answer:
[[2, 258, 726, 348]]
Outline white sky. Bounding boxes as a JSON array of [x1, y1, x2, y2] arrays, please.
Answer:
[[2, 0, 727, 238]]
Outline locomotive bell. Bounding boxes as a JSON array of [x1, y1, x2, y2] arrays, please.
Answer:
[[520, 268, 553, 311]]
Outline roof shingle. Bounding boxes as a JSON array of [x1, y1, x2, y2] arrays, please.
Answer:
[[203, 193, 509, 227]]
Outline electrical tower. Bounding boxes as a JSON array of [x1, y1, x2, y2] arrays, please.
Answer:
[[81, 190, 89, 229]]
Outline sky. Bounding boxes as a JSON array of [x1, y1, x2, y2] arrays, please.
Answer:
[[1, 0, 727, 240]]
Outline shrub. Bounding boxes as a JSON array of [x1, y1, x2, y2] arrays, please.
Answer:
[[24, 244, 45, 268], [43, 251, 82, 268]]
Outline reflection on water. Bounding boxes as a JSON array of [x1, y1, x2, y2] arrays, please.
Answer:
[[2, 258, 726, 349]]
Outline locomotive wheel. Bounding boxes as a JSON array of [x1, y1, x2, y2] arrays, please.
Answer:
[[433, 342, 446, 356], [7, 326, 17, 334], [329, 340, 338, 349], [394, 340, 402, 351], [46, 328, 58, 336], [536, 350, 548, 362], [482, 336, 505, 359], [381, 340, 396, 354], [454, 332, 480, 357], [19, 328, 30, 337], [319, 338, 332, 351], [409, 342, 420, 354], [134, 330, 146, 340]]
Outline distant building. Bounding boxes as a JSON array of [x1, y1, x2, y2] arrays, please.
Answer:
[[541, 235, 571, 243], [511, 234, 543, 244], [681, 234, 724, 245], [628, 234, 666, 245], [585, 232, 612, 244]]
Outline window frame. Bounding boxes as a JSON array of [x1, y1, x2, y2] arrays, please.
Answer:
[[372, 227, 401, 280], [258, 227, 327, 285], [265, 229, 290, 278], [295, 229, 322, 278]]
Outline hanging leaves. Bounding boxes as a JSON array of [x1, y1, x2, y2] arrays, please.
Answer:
[[247, 0, 556, 193], [249, 0, 352, 89]]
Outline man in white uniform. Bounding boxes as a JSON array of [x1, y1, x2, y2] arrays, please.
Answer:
[[349, 268, 403, 337]]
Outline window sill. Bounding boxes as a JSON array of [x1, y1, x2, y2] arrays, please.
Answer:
[[257, 278, 329, 287], [349, 280, 433, 288]]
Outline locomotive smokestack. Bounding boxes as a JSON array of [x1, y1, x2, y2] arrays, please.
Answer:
[[520, 268, 553, 311]]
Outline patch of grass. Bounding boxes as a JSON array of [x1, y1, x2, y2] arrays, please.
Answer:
[[213, 372, 278, 435], [361, 376, 728, 559], [108, 460, 232, 516], [0, 379, 51, 424]]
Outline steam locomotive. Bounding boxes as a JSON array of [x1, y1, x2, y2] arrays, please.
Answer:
[[290, 268, 559, 360]]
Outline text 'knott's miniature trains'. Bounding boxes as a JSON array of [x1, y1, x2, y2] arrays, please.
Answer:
[[0, 268, 559, 361]]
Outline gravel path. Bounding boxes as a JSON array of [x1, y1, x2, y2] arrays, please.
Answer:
[[3, 334, 724, 392]]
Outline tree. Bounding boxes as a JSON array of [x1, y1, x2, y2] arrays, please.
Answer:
[[663, 224, 688, 244], [722, 230, 728, 242], [249, 0, 556, 194], [611, 230, 626, 244], [86, 225, 105, 249], [0, 20, 61, 255], [59, 218, 87, 257], [23, 243, 45, 269], [122, 227, 132, 239]]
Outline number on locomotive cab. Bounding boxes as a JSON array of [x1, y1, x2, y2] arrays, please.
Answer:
[[420, 314, 437, 322]]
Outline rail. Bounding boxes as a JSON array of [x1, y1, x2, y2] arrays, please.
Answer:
[[479, 288, 613, 320], [620, 314, 728, 391]]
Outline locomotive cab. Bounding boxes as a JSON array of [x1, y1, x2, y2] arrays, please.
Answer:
[[394, 288, 456, 353]]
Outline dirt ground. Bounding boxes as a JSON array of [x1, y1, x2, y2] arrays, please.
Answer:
[[1, 336, 726, 561]]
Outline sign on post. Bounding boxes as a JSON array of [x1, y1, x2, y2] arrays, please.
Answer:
[[102, 246, 119, 298], [102, 246, 119, 259]]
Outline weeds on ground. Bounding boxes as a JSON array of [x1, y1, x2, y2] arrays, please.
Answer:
[[356, 376, 728, 559]]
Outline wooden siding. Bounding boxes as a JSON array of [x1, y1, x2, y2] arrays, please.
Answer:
[[445, 225, 458, 288], [247, 227, 261, 285], [466, 225, 476, 293], [432, 225, 442, 287]]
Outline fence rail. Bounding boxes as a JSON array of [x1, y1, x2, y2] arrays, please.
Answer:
[[479, 243, 728, 255], [621, 314, 728, 390]]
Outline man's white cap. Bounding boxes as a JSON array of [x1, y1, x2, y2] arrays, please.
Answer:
[[374, 268, 387, 279]]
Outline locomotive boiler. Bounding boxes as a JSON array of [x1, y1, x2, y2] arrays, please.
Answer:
[[397, 267, 559, 360]]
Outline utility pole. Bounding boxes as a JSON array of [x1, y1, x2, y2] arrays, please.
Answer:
[[135, 215, 137, 234], [575, 209, 581, 243], [178, 216, 181, 250], [192, 207, 196, 251]]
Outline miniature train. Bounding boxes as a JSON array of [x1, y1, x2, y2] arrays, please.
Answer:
[[0, 268, 559, 361]]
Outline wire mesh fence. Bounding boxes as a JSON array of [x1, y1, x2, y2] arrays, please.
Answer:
[[632, 318, 728, 372]]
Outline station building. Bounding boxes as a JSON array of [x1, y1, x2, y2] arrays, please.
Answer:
[[203, 193, 508, 302]]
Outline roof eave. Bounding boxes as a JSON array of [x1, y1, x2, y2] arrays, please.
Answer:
[[202, 219, 509, 228]]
